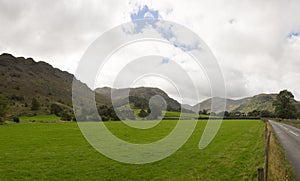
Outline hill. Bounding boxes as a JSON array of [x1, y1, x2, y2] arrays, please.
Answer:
[[95, 87, 182, 112], [192, 97, 249, 113], [0, 53, 76, 116], [1, 53, 299, 119], [233, 94, 277, 113], [0, 53, 183, 118], [191, 93, 300, 115]]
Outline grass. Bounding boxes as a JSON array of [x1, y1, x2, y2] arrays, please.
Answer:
[[163, 111, 214, 119], [163, 111, 198, 118], [19, 114, 61, 122], [0, 120, 264, 180], [281, 120, 300, 129], [267, 123, 297, 180], [130, 110, 211, 119]]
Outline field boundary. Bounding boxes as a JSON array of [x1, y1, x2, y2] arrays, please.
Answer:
[[262, 119, 297, 180]]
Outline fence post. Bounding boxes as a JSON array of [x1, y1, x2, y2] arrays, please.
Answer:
[[265, 123, 268, 140], [264, 131, 271, 181], [258, 168, 264, 181]]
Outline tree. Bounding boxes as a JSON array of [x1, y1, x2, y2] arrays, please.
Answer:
[[273, 90, 298, 119], [13, 116, 20, 123], [61, 111, 72, 121], [199, 109, 208, 115], [248, 110, 260, 117], [98, 105, 121, 121], [138, 109, 149, 118], [50, 103, 63, 116], [217, 111, 230, 117], [260, 110, 274, 118], [0, 95, 9, 121], [31, 98, 40, 111]]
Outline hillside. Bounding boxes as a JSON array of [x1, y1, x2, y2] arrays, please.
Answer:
[[1, 53, 299, 119], [0, 53, 183, 118], [0, 53, 76, 116], [95, 87, 182, 112], [191, 93, 300, 115], [192, 97, 249, 113], [233, 94, 277, 113]]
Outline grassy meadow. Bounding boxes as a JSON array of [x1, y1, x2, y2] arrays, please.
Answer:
[[19, 114, 61, 122], [0, 120, 264, 180]]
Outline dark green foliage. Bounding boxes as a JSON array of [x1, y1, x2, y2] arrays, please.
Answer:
[[138, 109, 149, 118], [31, 98, 40, 111], [98, 105, 111, 118], [98, 105, 120, 121], [10, 95, 24, 102], [110, 111, 120, 121], [129, 96, 148, 109], [0, 95, 9, 120], [50, 103, 63, 116], [101, 115, 110, 122], [199, 109, 208, 115], [13, 116, 20, 123], [61, 111, 72, 121], [273, 90, 298, 119], [247, 110, 260, 117], [247, 109, 274, 118], [260, 110, 274, 118], [98, 105, 137, 121]]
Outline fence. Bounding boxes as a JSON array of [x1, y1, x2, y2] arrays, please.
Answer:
[[258, 119, 271, 181]]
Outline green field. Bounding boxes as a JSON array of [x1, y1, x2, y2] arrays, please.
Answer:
[[163, 111, 199, 118], [19, 114, 61, 122], [0, 120, 264, 180]]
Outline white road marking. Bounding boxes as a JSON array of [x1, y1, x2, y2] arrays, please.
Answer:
[[280, 124, 288, 130], [289, 131, 299, 137]]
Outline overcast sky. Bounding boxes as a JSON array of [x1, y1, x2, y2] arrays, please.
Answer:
[[1, 0, 300, 104]]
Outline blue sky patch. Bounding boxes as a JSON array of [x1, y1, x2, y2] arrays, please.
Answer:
[[162, 58, 169, 64], [130, 5, 159, 33], [128, 5, 201, 52], [288, 31, 300, 39]]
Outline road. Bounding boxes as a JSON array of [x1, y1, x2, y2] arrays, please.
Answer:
[[269, 120, 300, 179]]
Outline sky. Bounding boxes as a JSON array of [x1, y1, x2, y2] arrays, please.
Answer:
[[1, 0, 300, 104]]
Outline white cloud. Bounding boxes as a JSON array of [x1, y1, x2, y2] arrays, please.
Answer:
[[1, 0, 300, 102]]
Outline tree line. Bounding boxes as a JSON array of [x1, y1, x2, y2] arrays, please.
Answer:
[[0, 90, 299, 123]]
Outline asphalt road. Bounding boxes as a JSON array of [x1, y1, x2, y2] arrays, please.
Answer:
[[269, 120, 300, 179]]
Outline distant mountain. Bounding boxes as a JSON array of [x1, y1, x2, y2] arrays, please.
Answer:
[[191, 93, 300, 114], [192, 97, 249, 113], [233, 94, 277, 113], [95, 87, 182, 112]]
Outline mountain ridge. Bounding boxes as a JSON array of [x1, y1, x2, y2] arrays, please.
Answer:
[[1, 53, 299, 119]]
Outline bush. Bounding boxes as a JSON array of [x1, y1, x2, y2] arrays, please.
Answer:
[[50, 103, 63, 116], [31, 98, 40, 111], [61, 111, 72, 121], [0, 95, 8, 117], [138, 109, 149, 118], [13, 116, 20, 123]]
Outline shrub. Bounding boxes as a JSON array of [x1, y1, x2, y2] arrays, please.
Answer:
[[13, 116, 20, 123]]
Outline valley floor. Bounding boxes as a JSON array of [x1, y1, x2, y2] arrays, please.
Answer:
[[0, 120, 264, 180]]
